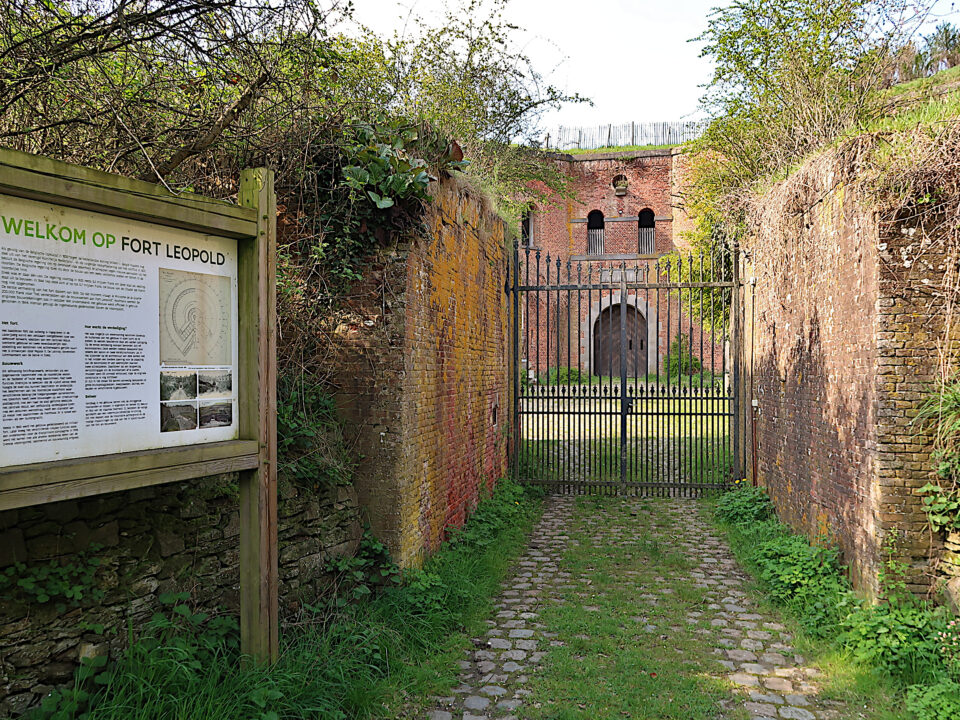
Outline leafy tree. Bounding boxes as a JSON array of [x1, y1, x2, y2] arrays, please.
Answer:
[[681, 0, 935, 260]]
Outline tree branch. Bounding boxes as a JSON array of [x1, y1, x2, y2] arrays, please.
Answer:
[[138, 72, 270, 182]]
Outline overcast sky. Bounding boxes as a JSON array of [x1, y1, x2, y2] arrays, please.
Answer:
[[347, 0, 960, 135]]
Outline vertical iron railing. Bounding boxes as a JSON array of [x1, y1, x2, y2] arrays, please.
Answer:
[[510, 241, 744, 495]]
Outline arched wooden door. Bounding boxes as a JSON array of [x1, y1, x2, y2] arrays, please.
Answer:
[[592, 303, 646, 377]]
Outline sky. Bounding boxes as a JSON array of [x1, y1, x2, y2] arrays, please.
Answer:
[[347, 0, 960, 137]]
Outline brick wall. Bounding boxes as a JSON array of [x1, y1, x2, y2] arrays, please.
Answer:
[[327, 175, 510, 567], [0, 475, 362, 715], [875, 208, 949, 592], [531, 150, 675, 259], [747, 144, 939, 594]]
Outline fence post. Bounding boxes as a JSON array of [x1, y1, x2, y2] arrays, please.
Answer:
[[730, 236, 742, 485], [237, 168, 278, 664]]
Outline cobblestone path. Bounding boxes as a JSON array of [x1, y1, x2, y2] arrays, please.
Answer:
[[423, 495, 847, 720]]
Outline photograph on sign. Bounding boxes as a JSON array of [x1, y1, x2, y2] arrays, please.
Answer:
[[0, 194, 239, 468]]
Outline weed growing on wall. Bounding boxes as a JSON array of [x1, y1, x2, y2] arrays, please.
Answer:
[[276, 373, 356, 491], [917, 376, 960, 531], [0, 545, 104, 609], [712, 486, 960, 720]]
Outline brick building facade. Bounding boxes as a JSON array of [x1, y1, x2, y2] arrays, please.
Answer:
[[521, 149, 721, 379]]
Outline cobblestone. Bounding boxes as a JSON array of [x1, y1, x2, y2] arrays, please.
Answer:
[[420, 495, 839, 719]]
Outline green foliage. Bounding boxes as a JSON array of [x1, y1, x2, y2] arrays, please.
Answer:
[[663, 333, 703, 379], [694, 0, 890, 186], [751, 532, 851, 637], [684, 0, 929, 278], [323, 531, 401, 607], [0, 545, 104, 609], [25, 593, 244, 720], [276, 373, 355, 491], [544, 366, 596, 385], [713, 489, 851, 638], [941, 617, 960, 675], [918, 483, 960, 532], [714, 485, 775, 525], [840, 598, 949, 683], [906, 680, 960, 720], [714, 483, 960, 717], [916, 377, 960, 532]]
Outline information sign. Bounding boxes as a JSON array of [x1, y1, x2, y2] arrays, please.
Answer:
[[1, 195, 239, 467]]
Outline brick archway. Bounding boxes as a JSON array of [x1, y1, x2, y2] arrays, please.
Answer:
[[579, 292, 659, 375], [592, 303, 646, 377]]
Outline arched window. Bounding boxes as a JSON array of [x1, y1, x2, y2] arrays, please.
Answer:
[[638, 208, 655, 255], [587, 210, 605, 254]]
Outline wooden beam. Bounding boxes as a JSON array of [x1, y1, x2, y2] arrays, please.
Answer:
[[237, 168, 278, 663], [0, 147, 257, 238], [0, 440, 259, 494], [0, 452, 259, 512]]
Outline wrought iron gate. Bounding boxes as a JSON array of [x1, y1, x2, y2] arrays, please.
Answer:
[[509, 244, 745, 495]]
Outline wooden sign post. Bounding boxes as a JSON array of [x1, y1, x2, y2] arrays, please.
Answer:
[[0, 149, 278, 662]]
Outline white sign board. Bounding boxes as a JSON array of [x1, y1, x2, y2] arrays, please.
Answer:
[[0, 194, 239, 467]]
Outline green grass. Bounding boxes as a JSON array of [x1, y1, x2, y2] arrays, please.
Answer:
[[886, 65, 960, 98], [516, 397, 732, 486], [30, 479, 543, 720], [535, 371, 721, 388], [521, 496, 746, 720]]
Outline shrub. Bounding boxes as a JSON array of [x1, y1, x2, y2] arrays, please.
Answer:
[[906, 680, 960, 720], [714, 485, 775, 525], [546, 366, 594, 385], [840, 598, 950, 684], [277, 373, 355, 491], [663, 333, 703, 378]]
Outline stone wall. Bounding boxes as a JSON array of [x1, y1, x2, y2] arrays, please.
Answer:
[[327, 175, 511, 568], [747, 144, 939, 594], [0, 474, 362, 715]]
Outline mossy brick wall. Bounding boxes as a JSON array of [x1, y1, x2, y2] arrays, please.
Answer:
[[0, 475, 361, 716], [747, 145, 940, 595], [327, 176, 510, 567]]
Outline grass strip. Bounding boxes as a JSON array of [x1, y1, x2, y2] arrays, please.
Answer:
[[29, 478, 543, 720], [523, 495, 745, 720], [702, 486, 957, 720]]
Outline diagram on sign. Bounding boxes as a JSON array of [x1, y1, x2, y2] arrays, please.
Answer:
[[159, 269, 232, 366]]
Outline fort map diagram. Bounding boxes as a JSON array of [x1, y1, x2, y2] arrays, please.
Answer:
[[159, 269, 232, 366]]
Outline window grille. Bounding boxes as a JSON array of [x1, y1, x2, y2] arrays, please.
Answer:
[[639, 227, 655, 255], [588, 228, 605, 254]]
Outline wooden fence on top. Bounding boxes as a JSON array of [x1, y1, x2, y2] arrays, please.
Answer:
[[542, 121, 708, 151]]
